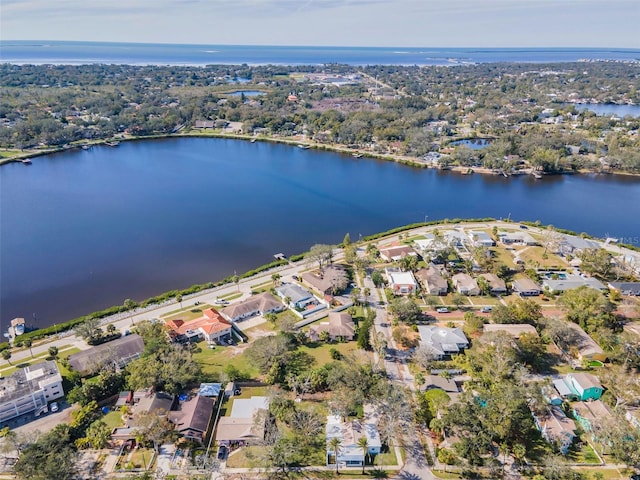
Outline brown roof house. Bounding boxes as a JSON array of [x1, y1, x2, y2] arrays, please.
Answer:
[[308, 312, 356, 342], [68, 334, 145, 375], [215, 396, 270, 446], [378, 243, 418, 262], [220, 292, 284, 322], [170, 395, 215, 444], [452, 273, 480, 296], [415, 266, 448, 296], [479, 273, 507, 295], [302, 265, 349, 295], [532, 406, 576, 455]]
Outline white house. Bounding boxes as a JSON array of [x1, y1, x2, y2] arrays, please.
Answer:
[[326, 415, 381, 467], [385, 268, 419, 296], [276, 283, 317, 309], [468, 230, 495, 247]]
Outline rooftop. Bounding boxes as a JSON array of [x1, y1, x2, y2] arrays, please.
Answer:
[[220, 292, 283, 320], [68, 334, 145, 373], [0, 361, 61, 403]]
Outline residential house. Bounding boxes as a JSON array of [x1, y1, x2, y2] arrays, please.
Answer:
[[301, 265, 349, 296], [135, 392, 175, 417], [452, 273, 480, 296], [422, 375, 459, 394], [564, 322, 606, 361], [479, 273, 507, 295], [556, 234, 600, 256], [215, 396, 270, 446], [468, 230, 495, 247], [543, 275, 607, 293], [442, 230, 467, 248], [415, 266, 448, 295], [553, 373, 604, 401], [378, 243, 418, 262], [0, 361, 64, 424], [499, 231, 538, 246], [326, 415, 381, 467], [385, 268, 419, 296], [512, 278, 542, 296], [276, 283, 318, 309], [417, 326, 469, 359], [608, 281, 640, 296], [220, 292, 284, 322], [170, 395, 215, 444], [532, 406, 576, 455], [68, 334, 145, 375], [165, 309, 233, 344], [573, 401, 612, 434], [308, 312, 355, 342], [194, 120, 215, 129], [483, 324, 538, 338]]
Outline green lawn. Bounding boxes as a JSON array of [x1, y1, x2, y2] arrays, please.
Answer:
[[299, 341, 359, 365], [192, 341, 258, 380], [0, 346, 80, 377], [219, 292, 243, 301], [162, 306, 211, 322], [102, 410, 125, 429], [374, 450, 398, 466], [516, 246, 566, 269]]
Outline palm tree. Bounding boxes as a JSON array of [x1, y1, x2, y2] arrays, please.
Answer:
[[357, 436, 369, 474], [363, 287, 371, 306], [2, 350, 12, 365], [328, 437, 342, 474], [176, 294, 183, 309], [24, 339, 33, 358], [271, 273, 281, 287], [48, 346, 59, 360]]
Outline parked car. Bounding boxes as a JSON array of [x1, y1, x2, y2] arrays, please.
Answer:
[[481, 306, 493, 313], [292, 275, 300, 281], [49, 402, 59, 413], [436, 307, 449, 313], [217, 445, 228, 460], [214, 299, 229, 305]]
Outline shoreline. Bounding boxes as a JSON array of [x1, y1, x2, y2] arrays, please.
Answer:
[[1, 132, 637, 179]]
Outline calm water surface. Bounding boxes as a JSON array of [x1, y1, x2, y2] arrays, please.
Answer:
[[575, 103, 640, 118], [1, 138, 640, 328]]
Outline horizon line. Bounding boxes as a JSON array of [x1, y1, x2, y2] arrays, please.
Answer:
[[2, 39, 640, 51]]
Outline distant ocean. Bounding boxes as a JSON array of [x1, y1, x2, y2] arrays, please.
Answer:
[[1, 41, 639, 66]]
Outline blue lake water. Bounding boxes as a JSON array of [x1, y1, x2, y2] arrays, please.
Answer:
[[1, 138, 640, 328], [575, 103, 640, 118], [228, 90, 265, 97], [2, 41, 639, 65], [450, 139, 493, 149]]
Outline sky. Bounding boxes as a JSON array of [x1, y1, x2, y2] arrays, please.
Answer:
[[2, 0, 639, 48]]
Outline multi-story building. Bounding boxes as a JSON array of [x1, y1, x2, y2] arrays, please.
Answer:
[[0, 361, 64, 424]]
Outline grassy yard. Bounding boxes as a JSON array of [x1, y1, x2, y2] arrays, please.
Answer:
[[299, 341, 359, 365], [162, 306, 210, 322], [102, 410, 125, 429], [374, 449, 398, 466], [0, 346, 81, 377], [574, 467, 628, 480], [219, 292, 243, 301], [568, 439, 602, 465], [128, 448, 155, 470], [192, 341, 258, 379], [516, 246, 567, 269]]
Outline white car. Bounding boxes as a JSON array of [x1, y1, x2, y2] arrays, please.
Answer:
[[436, 307, 449, 313], [49, 402, 59, 413], [214, 299, 230, 305]]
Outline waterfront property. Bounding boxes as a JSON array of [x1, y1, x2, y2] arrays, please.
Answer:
[[68, 334, 145, 375], [165, 308, 232, 344], [325, 415, 381, 467], [468, 230, 495, 247], [220, 292, 284, 322], [301, 265, 349, 296], [378, 243, 418, 262], [499, 231, 538, 246], [0, 361, 64, 425], [276, 283, 317, 309]]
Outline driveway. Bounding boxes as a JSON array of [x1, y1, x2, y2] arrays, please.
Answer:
[[9, 400, 72, 436]]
